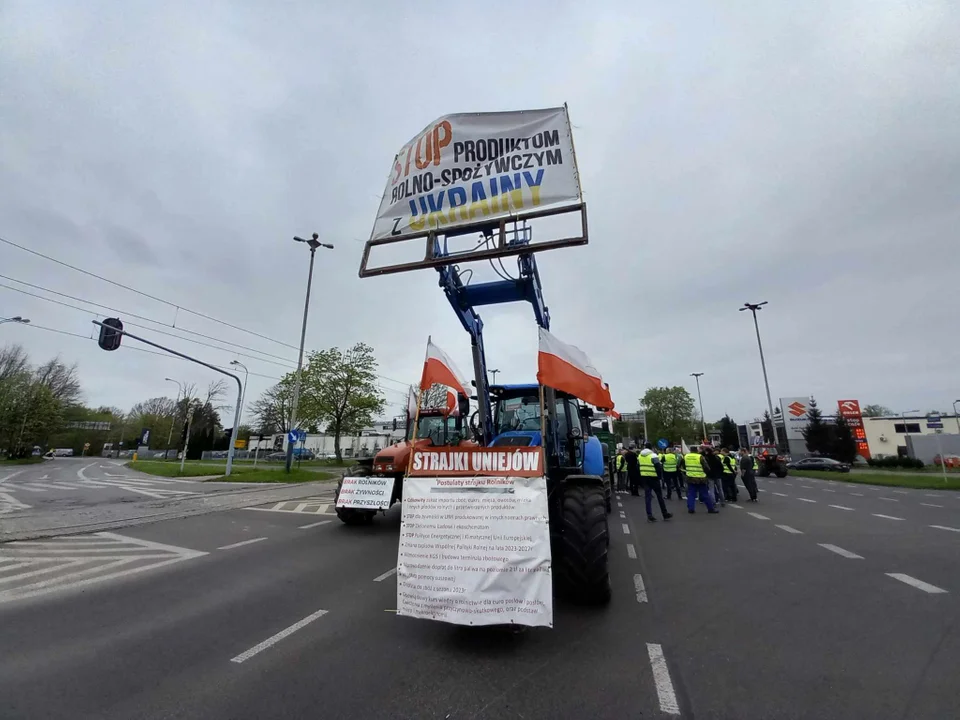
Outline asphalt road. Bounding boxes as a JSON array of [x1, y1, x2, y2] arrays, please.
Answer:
[[0, 458, 250, 514], [0, 473, 957, 719]]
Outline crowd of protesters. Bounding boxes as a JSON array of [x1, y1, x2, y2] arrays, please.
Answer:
[[614, 442, 759, 522]]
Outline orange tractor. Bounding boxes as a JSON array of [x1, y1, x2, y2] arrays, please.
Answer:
[[336, 398, 476, 525]]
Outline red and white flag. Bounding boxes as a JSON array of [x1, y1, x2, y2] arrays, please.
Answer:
[[420, 336, 471, 399], [536, 327, 614, 410], [445, 389, 459, 416]]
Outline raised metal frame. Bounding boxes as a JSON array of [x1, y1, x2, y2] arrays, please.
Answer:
[[358, 202, 588, 278]]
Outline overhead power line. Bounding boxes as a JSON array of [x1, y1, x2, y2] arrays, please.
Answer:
[[0, 234, 300, 351], [0, 273, 299, 365], [0, 281, 298, 369]]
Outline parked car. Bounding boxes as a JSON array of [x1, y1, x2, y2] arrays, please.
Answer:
[[265, 448, 315, 461], [787, 457, 851, 473]]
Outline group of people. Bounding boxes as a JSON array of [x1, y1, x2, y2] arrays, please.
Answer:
[[614, 442, 759, 521]]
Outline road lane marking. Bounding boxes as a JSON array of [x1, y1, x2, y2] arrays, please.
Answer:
[[626, 543, 637, 559], [930, 525, 960, 533], [822, 488, 836, 493], [801, 485, 813, 489], [230, 608, 329, 663], [747, 512, 769, 520], [782, 482, 793, 486], [619, 511, 626, 518], [886, 573, 947, 594], [728, 503, 743, 509], [772, 492, 788, 497], [217, 537, 267, 550], [920, 503, 944, 508], [633, 573, 648, 603], [873, 514, 905, 521], [775, 524, 803, 534], [829, 505, 854, 511], [925, 493, 940, 498], [622, 523, 630, 535], [879, 497, 899, 502], [796, 498, 817, 503], [892, 490, 908, 495], [5, 485, 46, 493], [298, 520, 332, 529], [373, 567, 397, 582], [849, 492, 864, 497], [819, 543, 863, 559], [646, 643, 680, 715], [0, 492, 30, 514]]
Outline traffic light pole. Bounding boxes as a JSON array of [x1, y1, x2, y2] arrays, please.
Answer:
[[92, 320, 243, 476]]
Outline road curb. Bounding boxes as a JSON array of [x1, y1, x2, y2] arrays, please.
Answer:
[[0, 479, 340, 543]]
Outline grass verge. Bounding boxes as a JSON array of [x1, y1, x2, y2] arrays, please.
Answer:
[[127, 460, 335, 483], [794, 470, 960, 491], [214, 469, 334, 483], [0, 456, 45, 466]]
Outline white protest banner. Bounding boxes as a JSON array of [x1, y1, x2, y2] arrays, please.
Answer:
[[336, 476, 395, 510], [371, 107, 581, 241], [396, 472, 552, 628]]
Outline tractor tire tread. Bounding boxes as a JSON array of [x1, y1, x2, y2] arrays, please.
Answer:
[[558, 484, 611, 605]]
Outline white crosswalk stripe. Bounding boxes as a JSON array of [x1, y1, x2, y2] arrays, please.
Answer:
[[245, 496, 336, 515], [4, 475, 206, 501], [0, 491, 30, 514], [0, 532, 207, 603]]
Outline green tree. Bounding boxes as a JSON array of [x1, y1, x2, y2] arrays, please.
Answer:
[[801, 397, 833, 455], [296, 343, 386, 461], [639, 386, 699, 445], [718, 414, 739, 449], [862, 404, 892, 417], [250, 379, 294, 435], [831, 413, 858, 463]]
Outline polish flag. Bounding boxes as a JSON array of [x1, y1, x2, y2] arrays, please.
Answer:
[[445, 389, 459, 416], [536, 327, 614, 410], [606, 409, 621, 420], [420, 337, 471, 399]]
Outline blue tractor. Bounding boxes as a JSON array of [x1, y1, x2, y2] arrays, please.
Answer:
[[435, 227, 613, 605]]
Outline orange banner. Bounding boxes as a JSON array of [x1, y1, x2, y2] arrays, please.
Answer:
[[408, 447, 543, 477]]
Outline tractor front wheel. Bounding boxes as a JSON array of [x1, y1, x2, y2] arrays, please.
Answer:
[[557, 482, 611, 605]]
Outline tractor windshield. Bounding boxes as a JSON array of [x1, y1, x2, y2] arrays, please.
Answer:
[[410, 415, 458, 445], [494, 395, 578, 438]]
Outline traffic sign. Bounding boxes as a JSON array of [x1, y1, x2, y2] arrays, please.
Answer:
[[927, 422, 943, 429], [288, 429, 306, 444], [657, 438, 669, 450]]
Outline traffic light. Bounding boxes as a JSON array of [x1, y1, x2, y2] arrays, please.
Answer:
[[98, 318, 123, 351]]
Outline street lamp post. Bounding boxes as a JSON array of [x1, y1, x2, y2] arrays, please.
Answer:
[[489, 369, 500, 385], [164, 378, 184, 460], [953, 400, 960, 436], [286, 233, 333, 473], [690, 372, 708, 442], [230, 360, 249, 426], [0, 316, 30, 326], [900, 410, 920, 454], [740, 302, 781, 449]]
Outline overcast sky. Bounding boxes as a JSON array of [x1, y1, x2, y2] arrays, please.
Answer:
[[2, 0, 958, 428]]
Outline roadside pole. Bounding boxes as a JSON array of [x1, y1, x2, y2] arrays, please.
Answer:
[[936, 431, 947, 484], [180, 407, 194, 474], [927, 414, 947, 484], [93, 320, 243, 476], [286, 234, 333, 473]]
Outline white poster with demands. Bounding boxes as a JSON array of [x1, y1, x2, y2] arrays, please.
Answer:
[[397, 448, 553, 628], [336, 475, 395, 510], [371, 107, 581, 241]]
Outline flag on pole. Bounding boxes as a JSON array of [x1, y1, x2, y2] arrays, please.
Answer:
[[536, 327, 614, 410], [420, 336, 471, 398], [406, 385, 418, 417], [445, 389, 459, 416], [606, 410, 621, 420], [681, 438, 690, 454]]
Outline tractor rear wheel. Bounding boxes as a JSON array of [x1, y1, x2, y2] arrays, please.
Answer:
[[335, 466, 376, 526], [557, 482, 611, 605]]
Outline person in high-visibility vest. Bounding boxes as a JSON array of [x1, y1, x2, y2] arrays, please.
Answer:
[[639, 442, 672, 522], [720, 447, 739, 503], [684, 446, 718, 514], [661, 446, 681, 500], [615, 450, 627, 492]]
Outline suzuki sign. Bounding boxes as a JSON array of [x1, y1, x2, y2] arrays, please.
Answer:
[[779, 397, 812, 441]]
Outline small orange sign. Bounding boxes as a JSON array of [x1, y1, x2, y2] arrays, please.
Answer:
[[408, 447, 543, 477]]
